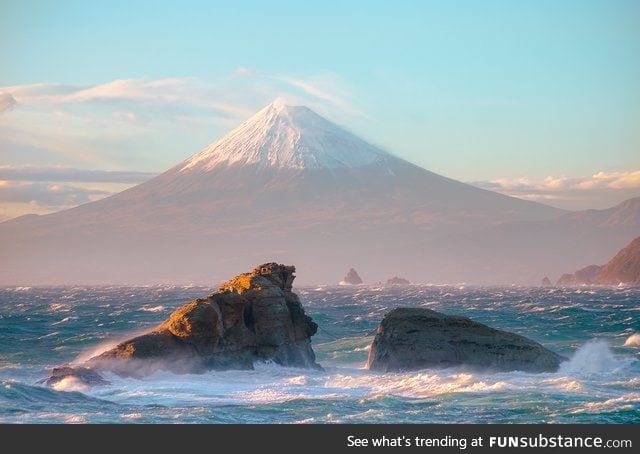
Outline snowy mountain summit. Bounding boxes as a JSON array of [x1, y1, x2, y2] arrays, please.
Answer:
[[180, 99, 390, 172]]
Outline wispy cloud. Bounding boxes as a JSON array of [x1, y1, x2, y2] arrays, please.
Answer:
[[275, 75, 347, 108], [3, 73, 356, 119], [472, 171, 640, 210], [0, 165, 157, 184], [0, 72, 359, 174], [4, 78, 245, 118], [0, 165, 156, 220], [0, 72, 361, 220], [0, 181, 111, 207], [231, 67, 364, 118]]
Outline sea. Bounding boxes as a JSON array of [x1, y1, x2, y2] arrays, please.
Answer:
[[0, 284, 639, 424]]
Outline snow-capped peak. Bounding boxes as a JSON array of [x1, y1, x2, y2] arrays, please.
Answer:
[[179, 100, 391, 172]]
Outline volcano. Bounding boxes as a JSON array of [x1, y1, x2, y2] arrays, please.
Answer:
[[0, 100, 593, 285]]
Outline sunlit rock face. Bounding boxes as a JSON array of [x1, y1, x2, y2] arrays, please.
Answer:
[[39, 263, 321, 382]]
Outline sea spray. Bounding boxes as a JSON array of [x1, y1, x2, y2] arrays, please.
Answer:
[[72, 327, 152, 364], [51, 376, 91, 393], [559, 340, 618, 375]]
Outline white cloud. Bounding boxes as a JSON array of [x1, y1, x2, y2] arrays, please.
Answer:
[[479, 171, 640, 192], [0, 72, 360, 172], [576, 171, 640, 190], [5, 78, 230, 112], [472, 171, 640, 210], [231, 67, 364, 118], [2, 73, 356, 119]]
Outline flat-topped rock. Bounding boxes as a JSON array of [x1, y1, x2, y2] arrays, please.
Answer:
[[386, 276, 411, 286], [367, 308, 566, 373]]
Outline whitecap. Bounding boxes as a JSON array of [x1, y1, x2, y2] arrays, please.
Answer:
[[52, 376, 91, 393], [569, 393, 640, 414], [50, 316, 77, 326], [139, 305, 166, 313], [325, 370, 514, 399], [540, 377, 584, 392]]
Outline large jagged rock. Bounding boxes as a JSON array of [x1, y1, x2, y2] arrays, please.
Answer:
[[82, 263, 320, 377], [367, 308, 566, 373]]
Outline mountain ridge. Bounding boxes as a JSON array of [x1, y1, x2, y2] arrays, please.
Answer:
[[2, 101, 632, 286], [556, 235, 640, 286]]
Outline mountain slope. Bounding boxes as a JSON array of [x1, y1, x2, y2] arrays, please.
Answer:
[[180, 99, 390, 171], [596, 235, 640, 284], [0, 100, 588, 285], [432, 197, 640, 284], [555, 235, 640, 285]]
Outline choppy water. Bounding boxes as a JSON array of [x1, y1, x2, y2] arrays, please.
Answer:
[[1, 285, 639, 423]]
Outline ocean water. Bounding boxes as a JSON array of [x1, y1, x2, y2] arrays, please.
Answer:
[[0, 285, 638, 424]]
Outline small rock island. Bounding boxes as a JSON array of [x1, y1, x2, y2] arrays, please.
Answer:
[[385, 276, 411, 286], [341, 268, 363, 285]]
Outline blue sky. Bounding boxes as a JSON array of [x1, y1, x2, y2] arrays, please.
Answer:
[[1, 0, 639, 218]]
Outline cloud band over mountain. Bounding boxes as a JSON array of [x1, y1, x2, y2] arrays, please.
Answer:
[[0, 165, 157, 183], [472, 171, 640, 210]]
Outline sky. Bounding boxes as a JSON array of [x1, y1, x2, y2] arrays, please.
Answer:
[[1, 0, 639, 219]]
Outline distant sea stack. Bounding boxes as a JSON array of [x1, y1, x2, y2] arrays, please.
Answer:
[[42, 263, 320, 385], [386, 276, 411, 286], [541, 277, 552, 287], [340, 268, 363, 285], [556, 236, 640, 286], [367, 308, 566, 373]]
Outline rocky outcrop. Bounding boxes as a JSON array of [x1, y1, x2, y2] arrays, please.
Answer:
[[556, 265, 602, 286], [595, 236, 640, 285], [386, 276, 411, 286], [37, 366, 111, 388], [340, 268, 363, 285], [556, 236, 640, 286], [367, 308, 566, 373], [541, 277, 552, 287], [60, 263, 321, 379]]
